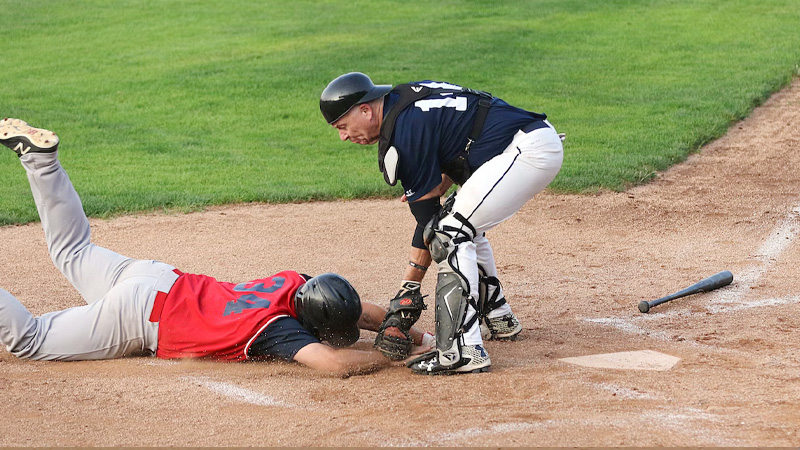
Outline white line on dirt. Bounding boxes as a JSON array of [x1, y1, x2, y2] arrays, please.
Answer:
[[390, 422, 543, 446], [388, 407, 734, 446], [640, 406, 722, 424], [184, 376, 293, 408], [580, 316, 753, 358], [584, 317, 674, 341], [438, 422, 543, 441], [712, 294, 800, 312], [583, 203, 800, 336], [711, 204, 800, 310]]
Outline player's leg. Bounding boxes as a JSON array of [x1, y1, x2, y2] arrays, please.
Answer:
[[461, 125, 562, 342], [475, 235, 509, 317], [409, 205, 490, 375], [456, 124, 563, 232], [475, 235, 522, 341], [0, 289, 39, 354], [1, 119, 135, 304], [427, 123, 562, 361], [0, 277, 160, 361]]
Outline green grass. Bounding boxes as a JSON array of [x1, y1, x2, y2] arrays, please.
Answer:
[[1, 0, 798, 224]]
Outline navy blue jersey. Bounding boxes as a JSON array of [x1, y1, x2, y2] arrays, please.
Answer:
[[247, 316, 320, 361], [384, 81, 547, 201]]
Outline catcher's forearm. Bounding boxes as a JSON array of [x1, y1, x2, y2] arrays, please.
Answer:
[[402, 247, 432, 282]]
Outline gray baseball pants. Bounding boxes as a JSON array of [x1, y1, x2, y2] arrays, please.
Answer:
[[0, 152, 179, 360]]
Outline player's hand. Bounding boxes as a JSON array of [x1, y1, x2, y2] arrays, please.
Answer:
[[406, 332, 434, 359], [418, 331, 435, 350]]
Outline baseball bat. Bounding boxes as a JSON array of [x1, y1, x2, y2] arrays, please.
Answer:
[[638, 270, 733, 313]]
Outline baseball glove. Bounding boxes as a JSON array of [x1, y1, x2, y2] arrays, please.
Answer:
[[374, 281, 427, 360]]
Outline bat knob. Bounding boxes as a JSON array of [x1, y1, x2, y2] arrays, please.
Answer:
[[638, 301, 650, 313]]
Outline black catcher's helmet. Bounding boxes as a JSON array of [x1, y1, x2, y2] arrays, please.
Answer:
[[320, 72, 392, 124], [294, 273, 362, 347]]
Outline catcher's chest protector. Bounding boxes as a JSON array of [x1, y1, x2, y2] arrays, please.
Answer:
[[377, 84, 492, 186]]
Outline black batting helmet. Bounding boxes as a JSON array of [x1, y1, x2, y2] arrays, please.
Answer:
[[320, 72, 392, 124], [294, 273, 362, 347]]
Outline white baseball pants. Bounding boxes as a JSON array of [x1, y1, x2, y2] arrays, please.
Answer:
[[439, 122, 564, 346]]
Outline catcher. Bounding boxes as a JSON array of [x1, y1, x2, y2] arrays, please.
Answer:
[[320, 73, 564, 374]]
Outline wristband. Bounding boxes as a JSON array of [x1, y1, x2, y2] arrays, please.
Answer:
[[408, 260, 428, 272]]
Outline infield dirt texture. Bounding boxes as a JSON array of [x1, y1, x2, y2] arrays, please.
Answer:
[[1, 78, 800, 446]]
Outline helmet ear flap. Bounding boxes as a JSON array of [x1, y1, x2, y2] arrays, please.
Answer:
[[294, 288, 306, 321]]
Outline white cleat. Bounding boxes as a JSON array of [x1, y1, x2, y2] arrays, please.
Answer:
[[0, 118, 59, 157], [484, 312, 522, 341]]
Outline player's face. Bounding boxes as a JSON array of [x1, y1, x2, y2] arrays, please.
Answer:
[[332, 104, 380, 145]]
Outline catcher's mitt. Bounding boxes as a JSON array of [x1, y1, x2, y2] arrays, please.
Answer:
[[374, 282, 427, 360]]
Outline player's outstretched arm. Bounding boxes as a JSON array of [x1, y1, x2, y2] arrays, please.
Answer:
[[292, 342, 391, 377]]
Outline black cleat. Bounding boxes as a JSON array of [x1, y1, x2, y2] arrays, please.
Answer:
[[0, 118, 59, 157]]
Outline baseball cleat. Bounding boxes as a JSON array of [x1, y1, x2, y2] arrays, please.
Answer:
[[0, 118, 59, 157], [408, 344, 491, 375], [484, 312, 522, 341]]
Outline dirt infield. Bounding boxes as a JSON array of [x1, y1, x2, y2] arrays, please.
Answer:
[[2, 78, 800, 446]]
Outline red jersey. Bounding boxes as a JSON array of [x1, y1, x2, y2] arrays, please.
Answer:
[[155, 270, 307, 361]]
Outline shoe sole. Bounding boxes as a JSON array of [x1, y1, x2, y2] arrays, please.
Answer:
[[484, 314, 523, 341], [452, 365, 491, 374], [488, 331, 521, 341], [411, 356, 493, 375], [0, 118, 59, 155], [488, 324, 522, 341], [414, 365, 492, 376]]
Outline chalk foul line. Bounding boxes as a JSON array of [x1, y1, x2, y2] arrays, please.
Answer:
[[585, 203, 800, 330], [184, 376, 294, 408]]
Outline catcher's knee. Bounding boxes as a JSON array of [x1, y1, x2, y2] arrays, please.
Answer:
[[423, 210, 476, 266]]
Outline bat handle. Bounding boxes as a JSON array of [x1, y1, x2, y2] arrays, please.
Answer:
[[638, 301, 651, 313]]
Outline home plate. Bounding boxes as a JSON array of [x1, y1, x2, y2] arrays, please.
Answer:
[[559, 350, 680, 371]]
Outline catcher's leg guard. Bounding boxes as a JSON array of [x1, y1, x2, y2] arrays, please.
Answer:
[[425, 209, 476, 364], [408, 267, 490, 375], [410, 205, 490, 374], [477, 264, 505, 318], [433, 269, 470, 366], [477, 264, 522, 341]]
